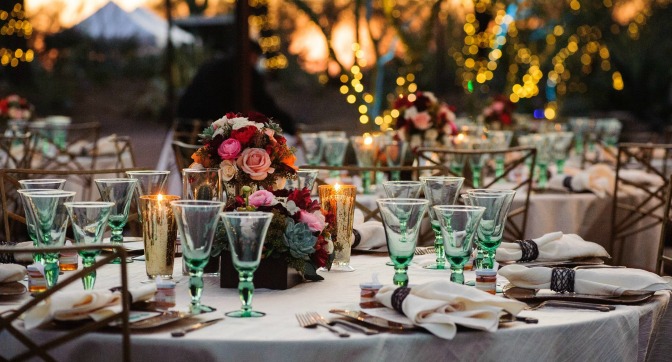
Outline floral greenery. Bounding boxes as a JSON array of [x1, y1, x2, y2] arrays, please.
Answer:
[[480, 95, 516, 130], [0, 94, 32, 121], [215, 188, 334, 281], [392, 91, 458, 149], [191, 112, 297, 190]]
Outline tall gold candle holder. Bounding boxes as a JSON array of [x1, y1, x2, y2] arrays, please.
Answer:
[[140, 194, 180, 280], [319, 184, 357, 272]]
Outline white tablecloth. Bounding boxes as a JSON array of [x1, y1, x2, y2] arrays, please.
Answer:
[[1, 254, 670, 361]]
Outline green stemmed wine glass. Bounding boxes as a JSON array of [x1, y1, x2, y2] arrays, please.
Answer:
[[286, 169, 319, 191], [221, 212, 273, 318], [384, 140, 407, 181], [323, 137, 349, 178], [487, 131, 513, 181], [64, 201, 114, 289], [464, 190, 515, 270], [433, 205, 485, 284], [18, 189, 76, 288], [95, 178, 137, 264], [18, 179, 67, 264], [466, 138, 490, 189], [171, 200, 225, 314], [383, 181, 423, 199], [377, 199, 429, 286], [420, 176, 464, 270], [351, 136, 378, 194], [551, 132, 574, 175], [126, 170, 170, 224], [301, 133, 324, 166]]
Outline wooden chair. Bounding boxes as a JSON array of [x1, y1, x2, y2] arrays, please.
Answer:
[[171, 140, 200, 172], [610, 143, 672, 268], [28, 121, 101, 172], [172, 118, 206, 145], [0, 244, 131, 361], [0, 133, 33, 169], [95, 135, 137, 169], [0, 167, 148, 243], [415, 146, 537, 242]]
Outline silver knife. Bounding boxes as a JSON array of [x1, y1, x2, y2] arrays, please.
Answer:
[[171, 317, 224, 337]]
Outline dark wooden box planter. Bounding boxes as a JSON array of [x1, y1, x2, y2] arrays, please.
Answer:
[[219, 252, 303, 290]]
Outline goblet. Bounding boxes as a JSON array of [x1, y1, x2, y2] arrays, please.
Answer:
[[300, 133, 324, 166], [323, 137, 349, 178], [384, 140, 407, 181], [171, 200, 225, 314], [126, 170, 170, 223], [487, 131, 513, 180], [351, 136, 378, 194], [433, 205, 485, 284], [466, 137, 490, 188], [445, 135, 469, 176], [285, 169, 319, 192], [383, 181, 423, 198], [64, 201, 114, 289], [551, 132, 574, 175], [95, 178, 137, 264], [377, 199, 429, 286], [18, 190, 76, 288], [182, 168, 223, 201], [221, 212, 273, 318], [464, 190, 515, 269], [529, 134, 553, 189], [420, 176, 465, 270], [18, 179, 66, 263]]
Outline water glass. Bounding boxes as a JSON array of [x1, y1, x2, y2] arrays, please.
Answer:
[[351, 136, 378, 193], [432, 205, 485, 284], [182, 168, 223, 201], [18, 179, 66, 263], [420, 176, 464, 270], [64, 201, 114, 289], [300, 133, 324, 166], [377, 199, 429, 286], [285, 169, 319, 192], [464, 189, 515, 269], [126, 170, 171, 223], [383, 181, 423, 198], [323, 137, 349, 178], [95, 178, 137, 264], [221, 212, 274, 318], [384, 140, 407, 181]]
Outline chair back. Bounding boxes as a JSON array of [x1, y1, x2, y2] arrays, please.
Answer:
[[610, 143, 672, 270], [172, 118, 206, 145], [28, 121, 101, 172], [416, 146, 537, 242], [0, 133, 33, 169], [0, 244, 131, 361], [171, 140, 201, 171]]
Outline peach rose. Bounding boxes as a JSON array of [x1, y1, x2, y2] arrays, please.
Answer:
[[236, 148, 274, 180], [412, 111, 432, 130], [218, 138, 241, 160], [219, 160, 238, 181]]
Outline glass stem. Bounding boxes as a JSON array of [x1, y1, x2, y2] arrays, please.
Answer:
[[450, 266, 465, 284], [537, 163, 548, 189], [482, 250, 495, 270], [362, 172, 371, 194], [431, 222, 445, 269], [495, 157, 505, 181], [110, 227, 123, 264], [238, 270, 255, 316], [472, 165, 482, 188], [375, 171, 384, 185], [82, 257, 96, 290], [188, 269, 204, 312], [391, 171, 401, 182], [31, 238, 43, 264], [450, 164, 463, 177], [474, 246, 484, 270], [329, 170, 340, 179], [556, 159, 566, 175], [393, 266, 409, 286], [44, 252, 59, 288]]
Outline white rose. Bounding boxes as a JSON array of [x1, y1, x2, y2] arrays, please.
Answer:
[[285, 200, 301, 215], [231, 117, 264, 130], [212, 117, 228, 128], [410, 135, 422, 149], [424, 92, 437, 103], [326, 237, 334, 254], [219, 160, 238, 181], [189, 163, 205, 170], [404, 106, 418, 120]]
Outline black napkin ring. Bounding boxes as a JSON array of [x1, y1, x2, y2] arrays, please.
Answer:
[[391, 286, 412, 314], [550, 267, 575, 293], [352, 229, 361, 248], [562, 176, 574, 192], [515, 239, 539, 262]]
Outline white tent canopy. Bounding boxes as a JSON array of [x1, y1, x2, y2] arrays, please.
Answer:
[[72, 1, 195, 47]]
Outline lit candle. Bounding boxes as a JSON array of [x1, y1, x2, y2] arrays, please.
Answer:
[[140, 194, 180, 280], [318, 184, 357, 271]]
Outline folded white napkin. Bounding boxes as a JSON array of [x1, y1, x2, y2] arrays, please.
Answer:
[[350, 209, 386, 251], [619, 169, 665, 186], [24, 284, 156, 329], [375, 280, 526, 339], [10, 241, 35, 264], [0, 263, 26, 283], [547, 164, 614, 197], [499, 264, 672, 296], [495, 232, 610, 262]]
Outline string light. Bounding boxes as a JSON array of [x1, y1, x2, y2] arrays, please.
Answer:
[[0, 2, 33, 68]]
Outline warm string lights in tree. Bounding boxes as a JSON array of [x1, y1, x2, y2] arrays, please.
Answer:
[[452, 0, 647, 120], [249, 0, 287, 70], [0, 2, 33, 68]]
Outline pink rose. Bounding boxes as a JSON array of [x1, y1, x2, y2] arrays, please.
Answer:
[[237, 148, 275, 180], [218, 138, 242, 160], [299, 210, 326, 232], [264, 128, 277, 144], [248, 190, 277, 207], [412, 111, 432, 130], [492, 101, 505, 113]]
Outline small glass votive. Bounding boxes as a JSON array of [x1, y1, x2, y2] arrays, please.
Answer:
[[359, 282, 384, 309], [140, 194, 180, 280], [319, 184, 357, 272], [475, 269, 497, 294]]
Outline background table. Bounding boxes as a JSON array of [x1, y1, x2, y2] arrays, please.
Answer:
[[1, 254, 670, 361]]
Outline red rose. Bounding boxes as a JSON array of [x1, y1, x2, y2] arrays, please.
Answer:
[[247, 111, 269, 124], [231, 125, 258, 145], [501, 113, 512, 125]]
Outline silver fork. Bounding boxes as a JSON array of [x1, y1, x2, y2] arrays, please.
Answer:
[[296, 313, 350, 338], [308, 312, 379, 335], [527, 300, 614, 312]]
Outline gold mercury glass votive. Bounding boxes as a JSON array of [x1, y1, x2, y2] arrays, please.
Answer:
[[319, 184, 357, 272], [140, 194, 180, 279]]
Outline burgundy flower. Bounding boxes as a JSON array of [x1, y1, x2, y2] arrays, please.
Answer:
[[231, 126, 258, 145]]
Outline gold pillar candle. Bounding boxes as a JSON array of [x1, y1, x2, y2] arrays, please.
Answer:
[[319, 184, 357, 271], [140, 194, 180, 279]]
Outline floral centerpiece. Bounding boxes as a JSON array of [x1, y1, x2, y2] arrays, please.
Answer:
[[190, 112, 297, 192], [480, 94, 516, 130], [0, 94, 32, 121], [392, 91, 458, 149], [217, 187, 334, 281]]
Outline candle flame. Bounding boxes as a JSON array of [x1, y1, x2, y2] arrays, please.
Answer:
[[334, 183, 340, 190], [157, 194, 163, 201], [455, 133, 465, 143], [364, 135, 373, 145]]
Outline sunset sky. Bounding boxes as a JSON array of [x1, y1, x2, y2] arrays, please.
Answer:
[[25, 0, 161, 28]]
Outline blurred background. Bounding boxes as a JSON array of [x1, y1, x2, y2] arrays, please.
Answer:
[[1, 0, 671, 165]]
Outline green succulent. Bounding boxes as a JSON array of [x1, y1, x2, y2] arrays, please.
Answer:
[[283, 219, 316, 259]]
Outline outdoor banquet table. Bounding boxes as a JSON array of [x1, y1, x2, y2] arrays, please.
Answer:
[[1, 253, 671, 361]]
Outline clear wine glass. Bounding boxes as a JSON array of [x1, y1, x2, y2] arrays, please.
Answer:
[[95, 178, 137, 264], [221, 211, 273, 318]]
